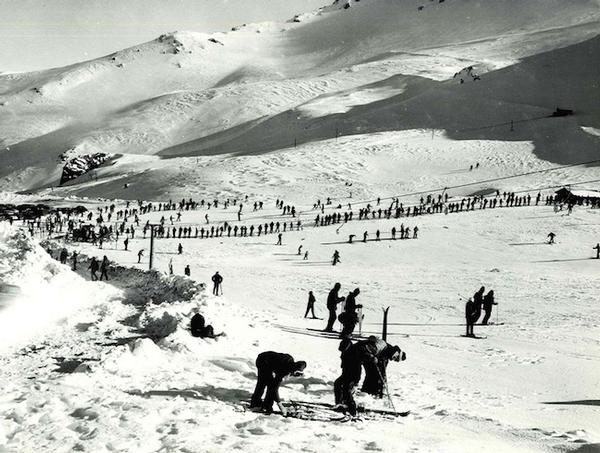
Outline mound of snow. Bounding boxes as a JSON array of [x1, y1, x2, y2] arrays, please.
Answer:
[[0, 228, 121, 353]]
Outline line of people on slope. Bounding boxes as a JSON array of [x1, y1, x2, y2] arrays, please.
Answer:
[[465, 286, 496, 337]]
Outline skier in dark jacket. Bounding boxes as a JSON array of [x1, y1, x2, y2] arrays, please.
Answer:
[[361, 337, 406, 397], [250, 351, 307, 415], [304, 291, 317, 318], [211, 271, 223, 295], [324, 283, 345, 332], [340, 288, 361, 337], [481, 290, 496, 325], [465, 298, 475, 337], [89, 257, 99, 281], [99, 256, 109, 281], [334, 337, 405, 415], [471, 286, 485, 325], [190, 313, 216, 338]]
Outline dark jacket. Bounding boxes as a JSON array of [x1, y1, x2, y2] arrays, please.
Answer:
[[465, 300, 474, 321], [256, 351, 297, 403], [347, 338, 391, 366], [327, 288, 344, 309], [344, 292, 359, 313], [483, 293, 496, 310]]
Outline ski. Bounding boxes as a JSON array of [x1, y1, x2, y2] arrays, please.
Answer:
[[241, 401, 347, 422], [460, 335, 487, 339], [306, 328, 368, 339], [289, 400, 410, 418]]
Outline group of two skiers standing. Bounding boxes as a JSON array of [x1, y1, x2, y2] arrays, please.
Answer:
[[465, 286, 496, 337], [323, 283, 363, 337]]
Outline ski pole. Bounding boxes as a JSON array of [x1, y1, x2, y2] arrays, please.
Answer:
[[496, 297, 499, 325], [376, 366, 396, 413]]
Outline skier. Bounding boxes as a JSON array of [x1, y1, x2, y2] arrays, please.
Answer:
[[297, 245, 303, 256], [71, 251, 78, 271], [59, 248, 68, 264], [332, 250, 340, 266], [99, 256, 109, 281], [212, 271, 223, 296], [340, 288, 361, 337], [465, 297, 475, 337], [481, 290, 496, 325], [413, 226, 419, 239], [89, 258, 99, 281], [190, 312, 216, 338], [169, 258, 173, 275], [593, 243, 600, 259], [124, 238, 129, 251], [304, 291, 317, 319], [324, 283, 345, 332], [303, 251, 309, 260], [334, 337, 405, 415], [276, 233, 283, 246], [547, 232, 556, 244], [361, 337, 406, 398], [472, 286, 485, 325], [250, 351, 307, 415], [137, 249, 144, 263], [184, 265, 191, 276]]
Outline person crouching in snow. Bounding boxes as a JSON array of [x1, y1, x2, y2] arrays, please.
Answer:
[[334, 336, 405, 415], [250, 351, 307, 415]]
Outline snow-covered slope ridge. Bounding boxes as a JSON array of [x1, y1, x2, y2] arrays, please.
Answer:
[[0, 0, 599, 194]]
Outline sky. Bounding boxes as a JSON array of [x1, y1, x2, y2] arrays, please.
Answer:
[[0, 0, 328, 73]]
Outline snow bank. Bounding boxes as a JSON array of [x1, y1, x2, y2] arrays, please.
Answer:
[[0, 225, 120, 353]]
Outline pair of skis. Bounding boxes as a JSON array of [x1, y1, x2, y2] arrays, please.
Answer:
[[242, 401, 409, 422]]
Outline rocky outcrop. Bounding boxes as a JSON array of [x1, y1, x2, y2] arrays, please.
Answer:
[[60, 153, 111, 185]]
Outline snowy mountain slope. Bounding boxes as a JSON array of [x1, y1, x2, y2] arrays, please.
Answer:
[[159, 34, 600, 166], [1, 0, 599, 194]]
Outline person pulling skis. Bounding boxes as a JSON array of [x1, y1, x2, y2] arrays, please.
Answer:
[[250, 351, 306, 415], [334, 336, 405, 415]]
